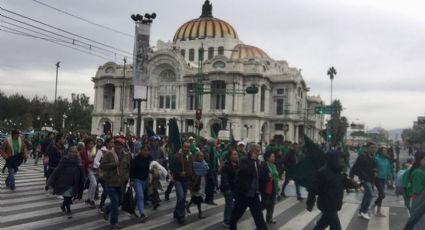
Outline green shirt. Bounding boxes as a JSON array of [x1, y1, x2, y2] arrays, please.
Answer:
[[12, 139, 20, 155], [267, 162, 279, 195], [411, 168, 425, 196]]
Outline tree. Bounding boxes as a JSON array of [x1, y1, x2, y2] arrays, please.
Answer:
[[326, 99, 348, 147]]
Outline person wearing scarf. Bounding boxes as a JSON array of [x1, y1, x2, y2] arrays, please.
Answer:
[[259, 150, 279, 224]]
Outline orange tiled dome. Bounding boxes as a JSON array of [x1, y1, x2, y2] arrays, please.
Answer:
[[231, 44, 270, 60]]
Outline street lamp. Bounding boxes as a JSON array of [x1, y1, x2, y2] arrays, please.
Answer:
[[62, 114, 67, 129], [37, 115, 41, 131]]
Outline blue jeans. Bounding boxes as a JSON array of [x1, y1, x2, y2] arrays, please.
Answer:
[[224, 191, 234, 225], [6, 168, 15, 190], [174, 181, 189, 219], [105, 187, 123, 225], [133, 179, 148, 215], [360, 182, 373, 213], [374, 178, 386, 207]]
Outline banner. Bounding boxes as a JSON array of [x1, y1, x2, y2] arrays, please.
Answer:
[[133, 23, 151, 99]]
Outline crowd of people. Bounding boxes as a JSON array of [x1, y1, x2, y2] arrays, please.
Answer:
[[0, 130, 424, 230]]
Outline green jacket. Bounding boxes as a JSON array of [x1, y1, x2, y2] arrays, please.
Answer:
[[100, 150, 131, 187]]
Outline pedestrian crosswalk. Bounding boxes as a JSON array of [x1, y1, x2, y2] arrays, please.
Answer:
[[0, 158, 410, 230]]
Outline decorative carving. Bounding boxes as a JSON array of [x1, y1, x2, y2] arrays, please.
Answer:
[[105, 66, 115, 73]]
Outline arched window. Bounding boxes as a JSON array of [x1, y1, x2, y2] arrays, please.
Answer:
[[213, 61, 226, 69], [208, 47, 214, 59], [211, 80, 226, 110], [160, 69, 176, 82], [103, 84, 115, 110], [189, 48, 195, 61], [218, 46, 224, 55], [198, 48, 204, 61], [180, 49, 185, 58]]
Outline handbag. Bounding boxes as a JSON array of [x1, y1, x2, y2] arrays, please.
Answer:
[[122, 186, 138, 217], [264, 175, 273, 195]]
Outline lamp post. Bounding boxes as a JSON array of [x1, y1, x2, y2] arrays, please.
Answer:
[[131, 12, 157, 138], [49, 117, 53, 130], [36, 115, 41, 131], [55, 61, 60, 104], [62, 114, 67, 130], [120, 57, 127, 133]]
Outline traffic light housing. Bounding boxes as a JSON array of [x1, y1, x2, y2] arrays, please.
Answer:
[[195, 108, 202, 120]]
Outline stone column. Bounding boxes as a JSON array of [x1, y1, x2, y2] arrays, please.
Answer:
[[141, 119, 145, 137], [114, 86, 121, 112], [153, 119, 157, 134], [295, 125, 299, 143], [166, 118, 170, 135], [97, 86, 104, 112]]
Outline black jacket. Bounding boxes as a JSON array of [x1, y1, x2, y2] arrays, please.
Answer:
[[234, 157, 259, 197], [48, 144, 64, 168], [220, 160, 239, 193], [47, 156, 84, 198], [307, 165, 355, 212], [349, 154, 377, 183], [130, 154, 152, 181]]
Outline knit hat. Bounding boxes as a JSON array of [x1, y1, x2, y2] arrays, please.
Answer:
[[114, 137, 126, 146]]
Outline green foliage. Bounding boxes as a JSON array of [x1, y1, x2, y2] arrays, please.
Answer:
[[0, 91, 93, 132], [402, 127, 425, 146], [326, 99, 349, 147]]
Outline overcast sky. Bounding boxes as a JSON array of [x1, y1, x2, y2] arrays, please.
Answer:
[[1, 0, 425, 130]]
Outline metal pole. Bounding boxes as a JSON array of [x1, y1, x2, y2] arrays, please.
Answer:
[[330, 78, 333, 105], [120, 57, 127, 133], [136, 99, 142, 137], [55, 61, 60, 103]]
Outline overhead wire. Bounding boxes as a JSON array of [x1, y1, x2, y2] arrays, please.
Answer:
[[31, 0, 133, 38], [0, 25, 115, 61], [0, 6, 133, 56]]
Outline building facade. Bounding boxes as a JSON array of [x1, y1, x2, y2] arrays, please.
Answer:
[[91, 0, 325, 143]]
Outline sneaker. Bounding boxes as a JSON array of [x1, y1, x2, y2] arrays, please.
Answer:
[[198, 214, 206, 219], [98, 208, 104, 214], [222, 223, 230, 228], [66, 211, 72, 219], [360, 212, 370, 220], [110, 224, 122, 229], [57, 195, 64, 200], [139, 214, 148, 223], [267, 220, 277, 224], [376, 212, 386, 217], [88, 200, 96, 208]]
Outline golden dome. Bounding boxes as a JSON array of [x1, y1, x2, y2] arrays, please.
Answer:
[[230, 44, 270, 60], [173, 1, 238, 42]]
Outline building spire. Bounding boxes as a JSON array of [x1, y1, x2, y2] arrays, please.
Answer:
[[200, 0, 213, 18]]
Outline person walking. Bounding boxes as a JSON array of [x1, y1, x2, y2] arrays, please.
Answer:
[[130, 144, 152, 222], [259, 151, 279, 225], [220, 149, 239, 228], [81, 138, 97, 208], [100, 138, 131, 229], [404, 151, 425, 230], [46, 134, 65, 195], [0, 130, 28, 191], [186, 150, 209, 219], [307, 150, 358, 230], [94, 137, 113, 213], [281, 143, 302, 200], [46, 146, 84, 219], [205, 139, 219, 205], [350, 142, 378, 221], [170, 142, 193, 225], [373, 146, 392, 217], [229, 143, 267, 230]]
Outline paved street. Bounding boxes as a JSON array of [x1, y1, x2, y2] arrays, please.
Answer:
[[0, 156, 409, 230]]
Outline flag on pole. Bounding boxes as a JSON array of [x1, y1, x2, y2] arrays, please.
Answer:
[[145, 126, 156, 138], [287, 135, 326, 190]]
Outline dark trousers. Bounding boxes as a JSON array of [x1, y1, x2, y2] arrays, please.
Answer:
[[98, 178, 108, 209], [374, 178, 386, 207], [313, 211, 341, 230], [165, 181, 174, 197], [229, 194, 267, 230], [62, 196, 73, 213], [261, 194, 276, 222], [104, 187, 123, 225], [205, 172, 217, 202]]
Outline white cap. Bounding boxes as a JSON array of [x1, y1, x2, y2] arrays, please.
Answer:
[[237, 141, 246, 146]]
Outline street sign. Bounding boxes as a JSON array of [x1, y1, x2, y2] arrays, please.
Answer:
[[314, 106, 338, 115]]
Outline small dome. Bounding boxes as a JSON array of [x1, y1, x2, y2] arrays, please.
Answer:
[[230, 44, 270, 60], [173, 0, 238, 42]]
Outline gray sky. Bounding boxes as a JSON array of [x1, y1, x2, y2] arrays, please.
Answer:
[[1, 0, 424, 130]]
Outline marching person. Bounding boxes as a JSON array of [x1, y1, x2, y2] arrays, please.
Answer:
[[46, 146, 84, 219], [171, 142, 193, 225], [229, 143, 267, 230], [259, 151, 279, 225], [0, 130, 28, 191], [81, 138, 97, 208], [46, 134, 65, 196], [100, 137, 131, 229], [186, 149, 209, 219], [130, 144, 152, 222], [350, 142, 378, 221], [307, 150, 358, 230], [220, 149, 239, 228], [373, 146, 392, 217], [404, 151, 425, 230], [205, 139, 219, 205], [281, 142, 303, 200], [94, 137, 113, 213]]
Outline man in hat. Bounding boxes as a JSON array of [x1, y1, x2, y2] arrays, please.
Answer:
[[307, 150, 358, 230], [100, 137, 131, 229], [1, 130, 28, 190], [237, 141, 246, 159]]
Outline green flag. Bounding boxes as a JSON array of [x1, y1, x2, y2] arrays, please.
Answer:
[[168, 118, 182, 155], [145, 126, 156, 137], [404, 188, 425, 230], [287, 135, 326, 190]]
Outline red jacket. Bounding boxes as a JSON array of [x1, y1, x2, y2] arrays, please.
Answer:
[[79, 150, 91, 176]]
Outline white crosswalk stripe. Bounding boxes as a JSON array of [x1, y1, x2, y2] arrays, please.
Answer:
[[0, 158, 409, 230]]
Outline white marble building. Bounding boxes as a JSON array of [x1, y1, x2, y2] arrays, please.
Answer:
[[91, 0, 325, 143]]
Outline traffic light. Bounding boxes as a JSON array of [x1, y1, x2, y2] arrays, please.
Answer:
[[327, 131, 333, 140], [195, 108, 202, 120]]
